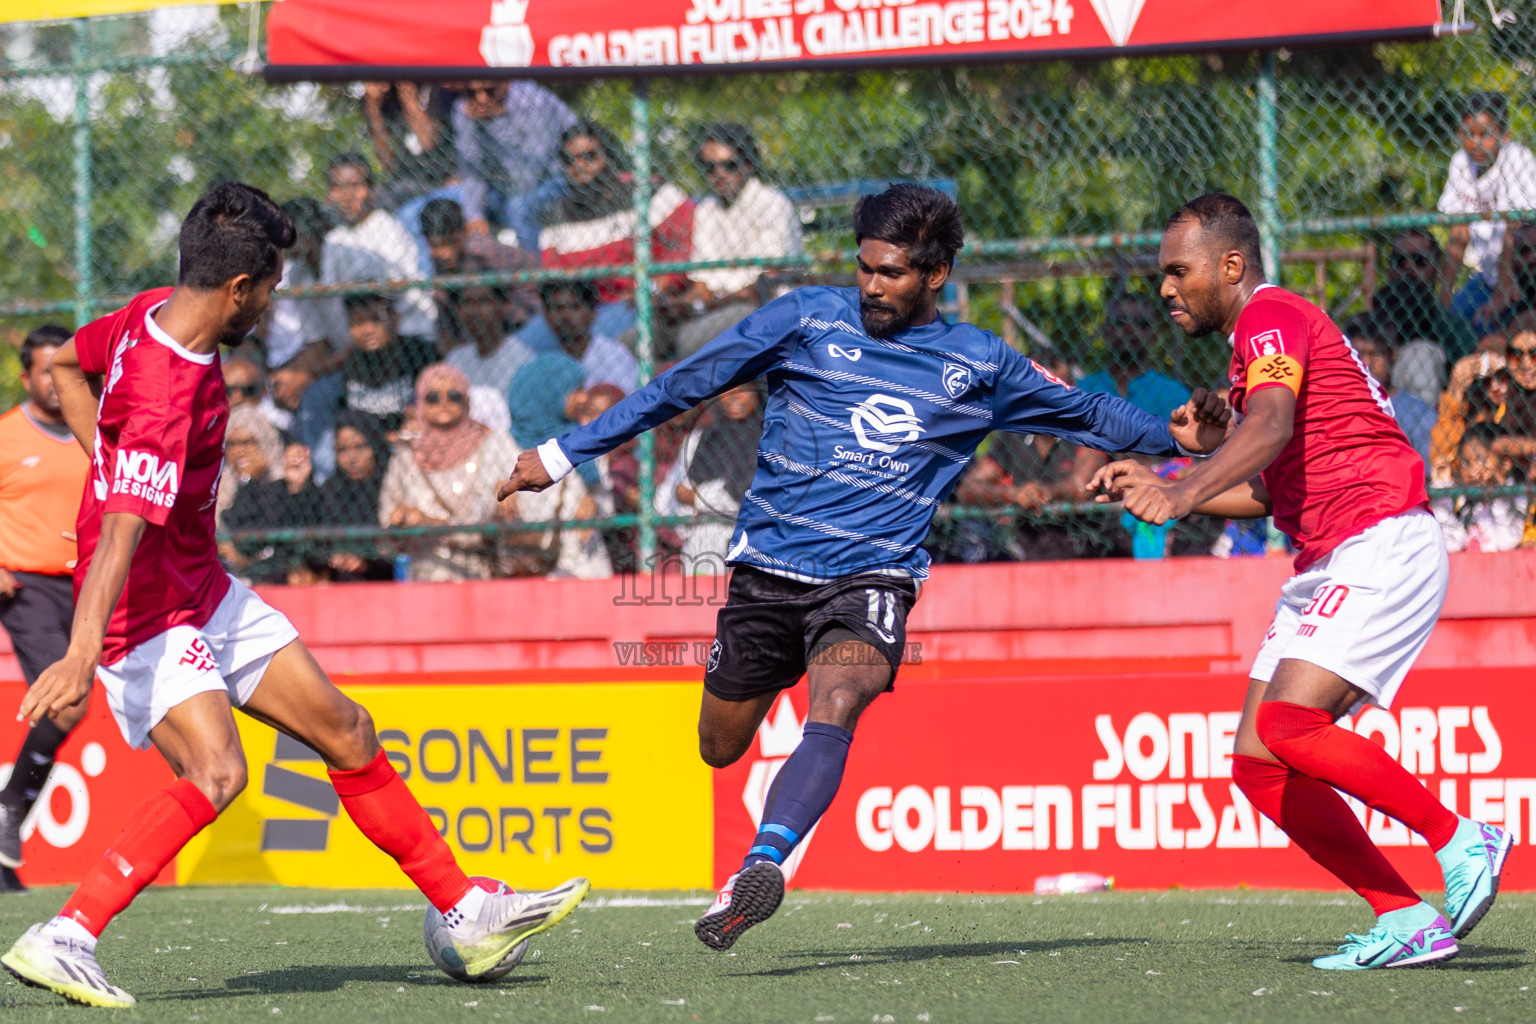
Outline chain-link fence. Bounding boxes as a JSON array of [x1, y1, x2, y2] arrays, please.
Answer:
[[2, 4, 1534, 584]]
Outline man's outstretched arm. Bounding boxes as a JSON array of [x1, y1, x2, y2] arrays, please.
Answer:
[[1090, 459, 1272, 519], [20, 512, 146, 726], [1102, 386, 1293, 526], [499, 292, 800, 498], [992, 348, 1229, 457]]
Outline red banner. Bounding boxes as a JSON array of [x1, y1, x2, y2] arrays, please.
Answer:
[[266, 0, 1442, 79], [713, 668, 1536, 892], [0, 683, 175, 886]]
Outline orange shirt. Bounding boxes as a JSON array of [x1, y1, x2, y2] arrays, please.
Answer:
[[0, 405, 87, 576]]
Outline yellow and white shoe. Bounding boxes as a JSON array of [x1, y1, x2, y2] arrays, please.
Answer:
[[2, 922, 136, 1008], [447, 877, 591, 977]]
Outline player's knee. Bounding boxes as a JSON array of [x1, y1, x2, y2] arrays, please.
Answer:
[[1253, 700, 1327, 759], [698, 730, 749, 770], [811, 678, 879, 731], [328, 700, 381, 769], [185, 753, 248, 811]]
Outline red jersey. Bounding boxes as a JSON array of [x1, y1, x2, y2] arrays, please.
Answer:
[[74, 288, 232, 665], [1227, 286, 1427, 571]]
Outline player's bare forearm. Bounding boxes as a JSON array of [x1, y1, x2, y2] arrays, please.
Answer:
[[48, 339, 102, 452], [64, 513, 146, 663], [20, 513, 146, 725], [1191, 477, 1273, 519], [1165, 388, 1293, 515]]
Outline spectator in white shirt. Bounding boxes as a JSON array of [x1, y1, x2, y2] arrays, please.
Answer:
[[444, 279, 534, 396], [672, 124, 804, 357], [440, 279, 524, 436], [540, 280, 638, 395], [1438, 92, 1536, 332], [267, 198, 338, 370], [322, 152, 438, 343]]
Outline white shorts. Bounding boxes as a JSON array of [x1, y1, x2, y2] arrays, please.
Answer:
[[1250, 509, 1448, 710], [96, 575, 299, 750]]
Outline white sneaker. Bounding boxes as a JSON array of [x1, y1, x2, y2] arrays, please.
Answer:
[[2, 923, 136, 1008], [446, 877, 590, 977], [694, 862, 784, 951]]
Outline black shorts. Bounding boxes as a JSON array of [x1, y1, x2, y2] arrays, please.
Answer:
[[703, 565, 919, 702], [0, 571, 73, 687]]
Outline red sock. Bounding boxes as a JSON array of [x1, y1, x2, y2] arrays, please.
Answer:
[[60, 779, 217, 936], [1256, 701, 1459, 850], [1233, 754, 1420, 915], [329, 751, 472, 913]]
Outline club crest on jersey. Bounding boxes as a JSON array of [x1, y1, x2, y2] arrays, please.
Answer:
[[847, 394, 926, 454], [1249, 329, 1286, 360], [941, 362, 972, 399]]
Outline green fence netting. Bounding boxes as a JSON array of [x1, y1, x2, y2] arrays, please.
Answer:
[[1, 4, 1533, 583]]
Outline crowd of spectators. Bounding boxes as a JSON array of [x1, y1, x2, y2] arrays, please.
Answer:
[[935, 90, 1536, 564], [190, 77, 804, 584], [32, 83, 1536, 583]]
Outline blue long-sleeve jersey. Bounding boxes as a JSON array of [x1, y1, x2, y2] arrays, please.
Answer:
[[548, 286, 1182, 582]]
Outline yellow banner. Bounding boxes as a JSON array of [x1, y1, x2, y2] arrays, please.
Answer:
[[176, 682, 712, 890], [0, 1, 241, 26]]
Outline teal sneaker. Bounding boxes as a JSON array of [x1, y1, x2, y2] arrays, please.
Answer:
[[1312, 904, 1458, 971], [1438, 818, 1513, 939]]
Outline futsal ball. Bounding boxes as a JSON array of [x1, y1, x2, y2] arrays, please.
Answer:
[[424, 877, 529, 982]]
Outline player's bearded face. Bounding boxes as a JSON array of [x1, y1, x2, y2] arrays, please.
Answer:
[[857, 242, 933, 337], [859, 294, 916, 337], [1159, 225, 1228, 338], [1165, 276, 1225, 337], [222, 269, 281, 346]]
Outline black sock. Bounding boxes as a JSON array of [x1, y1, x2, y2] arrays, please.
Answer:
[[1, 719, 68, 815]]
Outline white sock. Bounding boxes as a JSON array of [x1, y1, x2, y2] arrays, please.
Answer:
[[451, 883, 489, 921], [40, 915, 96, 949]]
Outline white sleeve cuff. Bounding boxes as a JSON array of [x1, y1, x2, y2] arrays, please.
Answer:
[[537, 438, 575, 483]]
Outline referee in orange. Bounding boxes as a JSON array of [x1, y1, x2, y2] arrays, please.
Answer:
[[0, 326, 89, 888]]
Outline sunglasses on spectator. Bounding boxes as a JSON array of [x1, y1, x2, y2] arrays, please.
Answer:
[[697, 158, 743, 174], [424, 389, 467, 405], [226, 383, 261, 399], [1506, 345, 1536, 361], [465, 85, 502, 99], [560, 149, 603, 165], [1394, 251, 1437, 267]]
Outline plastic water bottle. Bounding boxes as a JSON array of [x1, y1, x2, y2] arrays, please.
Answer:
[[393, 553, 411, 582], [1034, 872, 1113, 895]]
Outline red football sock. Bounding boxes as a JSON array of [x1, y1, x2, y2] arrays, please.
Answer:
[[60, 779, 217, 936], [329, 751, 472, 913], [1233, 754, 1420, 914], [1256, 701, 1459, 851]]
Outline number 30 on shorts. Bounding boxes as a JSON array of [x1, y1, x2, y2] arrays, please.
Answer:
[[1302, 585, 1350, 618]]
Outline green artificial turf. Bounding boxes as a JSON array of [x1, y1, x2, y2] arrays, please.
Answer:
[[0, 887, 1531, 1022]]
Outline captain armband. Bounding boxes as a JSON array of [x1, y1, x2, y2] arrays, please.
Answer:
[[1246, 354, 1304, 396]]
